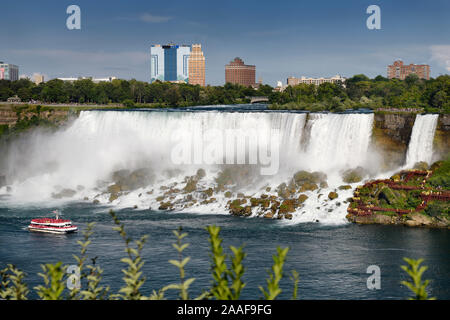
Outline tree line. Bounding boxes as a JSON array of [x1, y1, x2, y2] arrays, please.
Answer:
[[271, 74, 449, 113], [0, 74, 448, 112], [0, 78, 273, 107]]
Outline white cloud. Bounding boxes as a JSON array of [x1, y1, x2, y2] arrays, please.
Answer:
[[139, 13, 172, 23], [430, 45, 450, 71]]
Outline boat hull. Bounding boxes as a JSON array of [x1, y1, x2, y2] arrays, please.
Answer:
[[28, 226, 78, 234]]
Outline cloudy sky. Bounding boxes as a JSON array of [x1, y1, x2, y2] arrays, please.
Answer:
[[1, 0, 449, 85]]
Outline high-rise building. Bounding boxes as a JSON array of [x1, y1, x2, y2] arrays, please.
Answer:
[[188, 44, 205, 86], [150, 44, 191, 83], [225, 57, 255, 87], [33, 74, 45, 85], [0, 62, 19, 81], [387, 60, 430, 80]]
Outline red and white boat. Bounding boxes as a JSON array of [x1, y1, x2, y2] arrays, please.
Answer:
[[28, 210, 78, 234]]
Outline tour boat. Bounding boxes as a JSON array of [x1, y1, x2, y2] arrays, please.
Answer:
[[28, 210, 78, 234]]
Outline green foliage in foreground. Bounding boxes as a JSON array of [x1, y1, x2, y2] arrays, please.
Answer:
[[0, 210, 437, 300], [400, 258, 435, 300]]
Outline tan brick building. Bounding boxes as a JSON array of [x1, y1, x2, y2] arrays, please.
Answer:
[[225, 57, 255, 87], [387, 60, 430, 80], [188, 44, 205, 86]]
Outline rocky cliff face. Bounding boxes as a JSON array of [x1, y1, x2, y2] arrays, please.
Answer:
[[434, 114, 450, 159], [372, 113, 416, 169], [0, 106, 69, 127], [372, 113, 449, 170]]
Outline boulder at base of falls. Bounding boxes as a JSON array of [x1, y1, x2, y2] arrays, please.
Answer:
[[341, 167, 367, 184], [412, 161, 429, 171], [299, 182, 318, 192], [292, 170, 327, 187], [158, 201, 173, 210], [52, 188, 76, 199], [298, 194, 309, 204], [328, 192, 338, 200], [111, 168, 155, 191], [196, 168, 206, 179]]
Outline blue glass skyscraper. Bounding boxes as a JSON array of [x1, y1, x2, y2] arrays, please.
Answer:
[[150, 44, 191, 83]]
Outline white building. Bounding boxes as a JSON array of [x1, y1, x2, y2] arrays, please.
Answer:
[[287, 75, 346, 86], [56, 76, 117, 83]]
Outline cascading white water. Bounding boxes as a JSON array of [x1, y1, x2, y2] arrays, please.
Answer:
[[0, 110, 377, 224], [405, 114, 439, 168], [1, 111, 306, 201], [304, 113, 374, 173]]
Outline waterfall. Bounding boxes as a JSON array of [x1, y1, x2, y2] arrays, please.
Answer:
[[303, 113, 374, 172], [405, 114, 439, 168], [1, 110, 377, 224]]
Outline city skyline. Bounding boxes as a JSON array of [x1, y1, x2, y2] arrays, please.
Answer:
[[0, 0, 449, 85]]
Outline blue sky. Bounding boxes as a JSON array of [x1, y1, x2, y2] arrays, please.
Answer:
[[1, 0, 449, 85]]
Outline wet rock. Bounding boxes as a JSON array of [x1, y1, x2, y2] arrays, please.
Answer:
[[225, 191, 232, 198], [299, 182, 318, 192], [320, 181, 328, 188], [52, 188, 76, 199], [264, 212, 274, 219], [158, 201, 173, 210], [196, 168, 206, 179], [204, 188, 214, 197], [277, 183, 291, 199], [293, 170, 326, 186], [298, 194, 308, 204], [412, 161, 429, 171], [328, 192, 338, 200], [108, 184, 121, 194], [405, 213, 433, 227], [341, 167, 366, 183], [183, 177, 198, 193], [93, 199, 100, 205], [279, 199, 296, 214], [229, 199, 244, 215], [338, 185, 352, 190], [111, 168, 155, 191], [109, 193, 119, 202], [215, 165, 256, 189]]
